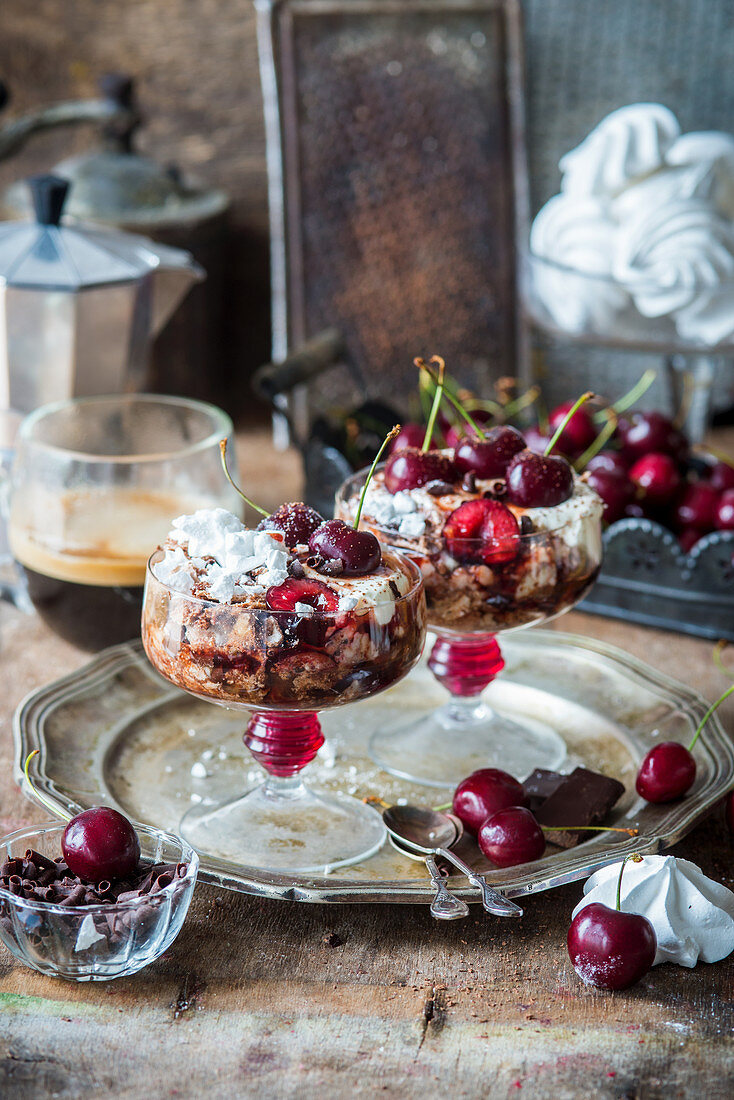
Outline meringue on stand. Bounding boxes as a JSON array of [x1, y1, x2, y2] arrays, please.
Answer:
[[572, 855, 734, 968], [529, 103, 734, 345]]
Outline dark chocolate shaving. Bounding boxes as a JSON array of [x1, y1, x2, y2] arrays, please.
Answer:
[[520, 515, 534, 535], [426, 480, 454, 496], [318, 558, 344, 576], [461, 472, 477, 493]]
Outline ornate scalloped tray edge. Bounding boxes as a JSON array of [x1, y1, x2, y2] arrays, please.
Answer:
[[12, 631, 734, 904]]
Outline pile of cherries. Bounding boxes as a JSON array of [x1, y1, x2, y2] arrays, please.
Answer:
[[529, 405, 733, 551], [383, 423, 576, 567], [451, 768, 547, 868]]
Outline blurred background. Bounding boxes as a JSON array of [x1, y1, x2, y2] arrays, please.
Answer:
[[2, 0, 733, 423]]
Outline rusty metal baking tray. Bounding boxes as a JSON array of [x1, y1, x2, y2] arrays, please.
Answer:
[[13, 630, 733, 905]]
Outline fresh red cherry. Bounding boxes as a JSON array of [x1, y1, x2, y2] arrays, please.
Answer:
[[548, 401, 597, 456], [715, 489, 734, 531], [266, 577, 339, 613], [629, 452, 681, 506], [442, 499, 521, 564], [452, 768, 528, 833], [308, 519, 381, 575], [505, 450, 574, 507], [454, 426, 526, 479], [679, 527, 703, 553], [477, 806, 545, 867], [388, 423, 433, 454], [586, 451, 630, 478], [383, 447, 457, 494], [636, 741, 696, 803], [586, 469, 634, 525], [62, 807, 141, 883], [619, 412, 688, 463], [257, 502, 324, 546], [672, 483, 718, 532], [445, 410, 493, 449], [567, 902, 656, 990], [709, 461, 734, 493]]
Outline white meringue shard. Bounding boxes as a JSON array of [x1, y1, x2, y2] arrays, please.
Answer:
[[529, 194, 629, 332], [573, 855, 734, 967], [560, 104, 681, 198], [613, 199, 734, 324]]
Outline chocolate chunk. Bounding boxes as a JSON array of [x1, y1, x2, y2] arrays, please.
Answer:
[[461, 472, 477, 493], [534, 767, 625, 848], [388, 580, 400, 598], [522, 768, 565, 813], [289, 559, 305, 578], [426, 479, 454, 496], [520, 515, 534, 535]]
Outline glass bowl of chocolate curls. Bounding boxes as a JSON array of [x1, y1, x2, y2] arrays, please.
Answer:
[[0, 821, 198, 981]]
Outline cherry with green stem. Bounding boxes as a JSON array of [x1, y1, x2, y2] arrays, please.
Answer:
[[310, 426, 401, 574], [636, 681, 734, 803], [23, 750, 141, 883], [545, 392, 595, 458], [567, 853, 657, 990]]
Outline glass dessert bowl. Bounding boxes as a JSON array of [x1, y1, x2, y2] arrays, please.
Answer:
[[336, 439, 603, 786], [142, 517, 426, 873]]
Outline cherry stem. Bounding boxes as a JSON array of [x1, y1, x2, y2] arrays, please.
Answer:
[[418, 361, 487, 441], [692, 444, 734, 469], [593, 369, 656, 423], [545, 392, 595, 457], [540, 825, 638, 836], [23, 750, 73, 822], [502, 385, 541, 421], [575, 410, 619, 471], [419, 357, 447, 451], [353, 425, 401, 528], [713, 639, 730, 678], [688, 682, 734, 752], [219, 440, 269, 517], [673, 370, 694, 431], [616, 853, 644, 912]]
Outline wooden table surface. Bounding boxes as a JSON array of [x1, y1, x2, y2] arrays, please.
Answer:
[[1, 431, 733, 1100]]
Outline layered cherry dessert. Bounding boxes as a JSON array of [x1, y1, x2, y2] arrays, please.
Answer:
[[143, 506, 425, 710], [335, 380, 605, 788], [142, 458, 426, 873], [336, 425, 603, 632]]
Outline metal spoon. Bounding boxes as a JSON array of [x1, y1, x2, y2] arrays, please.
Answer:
[[388, 834, 470, 920], [383, 804, 523, 918]]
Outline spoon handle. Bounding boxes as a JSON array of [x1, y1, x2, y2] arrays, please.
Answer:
[[425, 854, 470, 920], [435, 848, 523, 917]]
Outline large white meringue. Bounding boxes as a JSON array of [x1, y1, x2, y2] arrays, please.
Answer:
[[529, 194, 629, 332], [573, 855, 734, 967], [613, 199, 734, 326], [560, 104, 680, 198]]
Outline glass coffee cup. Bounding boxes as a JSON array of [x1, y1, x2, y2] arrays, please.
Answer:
[[8, 395, 239, 651]]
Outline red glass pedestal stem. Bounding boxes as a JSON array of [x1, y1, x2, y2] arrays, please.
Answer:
[[244, 711, 324, 779], [428, 633, 504, 698]]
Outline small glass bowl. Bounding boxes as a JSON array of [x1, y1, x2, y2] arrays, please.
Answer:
[[0, 822, 198, 982]]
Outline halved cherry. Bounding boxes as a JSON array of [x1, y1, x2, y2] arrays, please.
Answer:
[[443, 499, 521, 565], [266, 578, 339, 613]]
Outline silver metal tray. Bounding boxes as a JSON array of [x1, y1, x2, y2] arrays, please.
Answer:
[[13, 631, 734, 904]]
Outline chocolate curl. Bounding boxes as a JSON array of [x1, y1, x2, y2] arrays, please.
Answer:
[[176, 863, 188, 879], [25, 848, 57, 871], [21, 860, 38, 880], [7, 875, 23, 896], [1, 858, 24, 878], [37, 866, 59, 887], [59, 885, 87, 907]]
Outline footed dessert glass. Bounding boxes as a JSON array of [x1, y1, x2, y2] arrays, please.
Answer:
[[142, 551, 426, 872], [336, 472, 602, 787]]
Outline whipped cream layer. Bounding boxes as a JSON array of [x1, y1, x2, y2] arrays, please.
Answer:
[[152, 507, 410, 622], [573, 855, 734, 968], [361, 473, 602, 554]]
